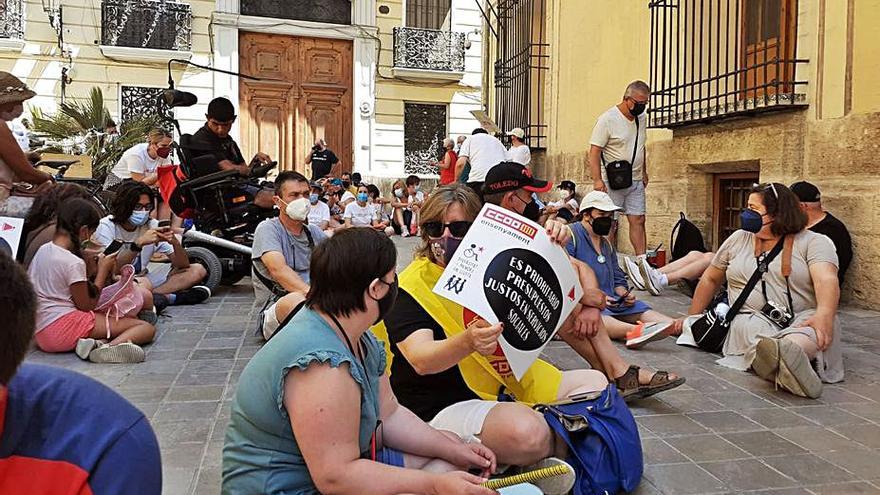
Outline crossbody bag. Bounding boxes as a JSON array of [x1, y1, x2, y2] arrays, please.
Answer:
[[602, 117, 639, 190]]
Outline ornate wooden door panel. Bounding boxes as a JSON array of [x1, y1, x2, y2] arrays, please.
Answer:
[[239, 33, 352, 174]]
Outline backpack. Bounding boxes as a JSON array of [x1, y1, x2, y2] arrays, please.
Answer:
[[536, 385, 643, 495], [670, 212, 707, 261]]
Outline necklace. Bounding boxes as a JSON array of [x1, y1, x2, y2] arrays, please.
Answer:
[[597, 255, 606, 264]]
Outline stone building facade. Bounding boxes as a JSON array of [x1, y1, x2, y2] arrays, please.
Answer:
[[484, 0, 878, 305]]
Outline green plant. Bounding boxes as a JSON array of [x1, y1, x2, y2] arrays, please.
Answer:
[[29, 87, 164, 182]]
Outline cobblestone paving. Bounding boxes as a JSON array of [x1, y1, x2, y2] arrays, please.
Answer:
[[24, 237, 880, 494]]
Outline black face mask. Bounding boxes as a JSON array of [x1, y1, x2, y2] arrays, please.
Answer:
[[590, 215, 614, 236], [372, 275, 398, 324], [630, 101, 647, 117], [342, 180, 351, 189]]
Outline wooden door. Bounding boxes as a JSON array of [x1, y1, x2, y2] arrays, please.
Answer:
[[740, 0, 796, 99], [239, 33, 352, 175]]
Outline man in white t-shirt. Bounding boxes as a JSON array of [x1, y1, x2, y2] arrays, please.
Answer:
[[588, 80, 651, 289], [455, 128, 507, 200], [307, 182, 331, 232], [505, 127, 531, 165]]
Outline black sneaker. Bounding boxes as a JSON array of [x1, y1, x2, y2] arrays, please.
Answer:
[[153, 293, 170, 314], [172, 286, 212, 305]]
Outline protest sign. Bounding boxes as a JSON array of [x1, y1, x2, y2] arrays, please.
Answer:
[[0, 216, 24, 258], [433, 203, 582, 380]]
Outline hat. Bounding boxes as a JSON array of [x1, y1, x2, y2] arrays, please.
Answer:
[[559, 180, 576, 191], [207, 97, 236, 122], [507, 127, 525, 140], [579, 190, 622, 213], [309, 181, 322, 190], [330, 178, 343, 187], [0, 72, 36, 107], [790, 181, 821, 203], [483, 162, 552, 194]]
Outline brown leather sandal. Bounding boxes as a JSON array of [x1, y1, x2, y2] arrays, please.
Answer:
[[613, 365, 643, 400], [636, 370, 686, 399]]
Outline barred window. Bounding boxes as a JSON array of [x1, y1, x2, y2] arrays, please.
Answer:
[[490, 0, 548, 149], [240, 0, 351, 25], [407, 0, 451, 30], [648, 0, 806, 128], [404, 103, 447, 176]]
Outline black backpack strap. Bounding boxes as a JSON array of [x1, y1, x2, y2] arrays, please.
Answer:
[[724, 236, 786, 324]]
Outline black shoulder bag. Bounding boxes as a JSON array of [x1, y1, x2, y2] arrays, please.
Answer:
[[690, 236, 785, 352], [602, 117, 638, 190]]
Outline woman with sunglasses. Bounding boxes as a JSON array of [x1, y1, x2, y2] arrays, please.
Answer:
[[376, 184, 607, 476], [223, 228, 496, 495], [675, 183, 842, 398]]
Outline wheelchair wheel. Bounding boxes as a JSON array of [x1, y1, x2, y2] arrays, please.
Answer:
[[185, 246, 223, 291]]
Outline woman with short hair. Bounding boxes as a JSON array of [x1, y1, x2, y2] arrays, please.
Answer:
[[223, 228, 496, 495], [104, 128, 173, 189], [683, 183, 841, 398], [437, 138, 458, 186]]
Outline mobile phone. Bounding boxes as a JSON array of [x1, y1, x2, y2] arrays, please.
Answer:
[[103, 240, 123, 255], [157, 219, 172, 231], [615, 288, 633, 304]]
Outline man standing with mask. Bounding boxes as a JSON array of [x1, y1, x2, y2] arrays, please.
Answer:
[[306, 138, 340, 180], [252, 171, 328, 339], [589, 80, 651, 290]]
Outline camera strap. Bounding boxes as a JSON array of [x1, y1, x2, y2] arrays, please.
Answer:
[[758, 235, 795, 315], [722, 236, 786, 324]]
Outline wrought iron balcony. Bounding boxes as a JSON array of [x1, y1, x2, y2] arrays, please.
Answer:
[[393, 27, 466, 74], [0, 0, 24, 39], [102, 0, 193, 51]]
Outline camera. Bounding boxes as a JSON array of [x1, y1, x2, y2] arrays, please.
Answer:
[[761, 300, 793, 329]]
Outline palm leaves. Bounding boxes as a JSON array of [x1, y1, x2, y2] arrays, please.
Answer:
[[29, 86, 164, 182]]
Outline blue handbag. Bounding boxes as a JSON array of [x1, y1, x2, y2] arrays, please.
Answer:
[[535, 385, 643, 495]]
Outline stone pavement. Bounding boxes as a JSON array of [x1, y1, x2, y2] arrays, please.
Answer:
[[24, 236, 880, 494]]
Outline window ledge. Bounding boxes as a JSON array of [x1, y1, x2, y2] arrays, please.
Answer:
[[99, 45, 193, 63], [392, 67, 464, 82], [0, 38, 25, 52]]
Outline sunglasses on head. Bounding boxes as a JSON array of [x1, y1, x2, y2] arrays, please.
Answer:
[[422, 221, 472, 238], [754, 182, 779, 199]]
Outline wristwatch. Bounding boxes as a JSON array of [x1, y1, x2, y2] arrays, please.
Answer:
[[127, 242, 142, 253]]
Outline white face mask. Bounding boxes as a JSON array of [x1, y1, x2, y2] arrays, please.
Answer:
[[394, 188, 404, 199], [284, 197, 310, 222], [558, 190, 571, 200]]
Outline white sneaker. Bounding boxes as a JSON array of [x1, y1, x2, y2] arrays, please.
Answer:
[[639, 258, 665, 296], [88, 342, 146, 364], [75, 338, 98, 360], [622, 257, 646, 290], [626, 321, 673, 349]]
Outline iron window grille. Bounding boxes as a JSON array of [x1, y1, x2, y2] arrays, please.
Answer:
[[240, 0, 351, 25], [393, 27, 466, 73], [407, 0, 451, 30], [0, 0, 23, 39], [120, 86, 173, 132], [648, 0, 808, 128], [102, 0, 193, 51], [491, 0, 548, 149], [404, 103, 447, 176]]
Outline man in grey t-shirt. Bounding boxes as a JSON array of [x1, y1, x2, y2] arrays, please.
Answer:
[[252, 171, 327, 339]]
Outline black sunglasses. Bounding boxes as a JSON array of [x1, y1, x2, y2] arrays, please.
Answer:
[[422, 221, 472, 238]]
